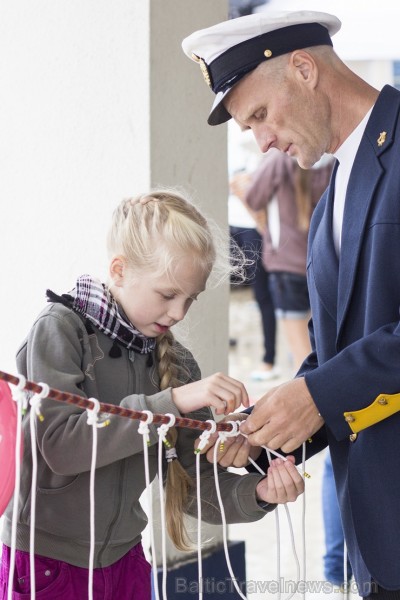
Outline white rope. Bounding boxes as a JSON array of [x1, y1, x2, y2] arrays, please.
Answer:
[[343, 541, 349, 597], [263, 447, 299, 600], [7, 374, 26, 600], [247, 440, 307, 600], [195, 420, 217, 600], [301, 442, 307, 600], [86, 397, 109, 600], [247, 454, 282, 600], [210, 422, 307, 599], [240, 429, 310, 599], [212, 422, 248, 600], [28, 382, 49, 600], [157, 413, 176, 600], [137, 411, 160, 600]]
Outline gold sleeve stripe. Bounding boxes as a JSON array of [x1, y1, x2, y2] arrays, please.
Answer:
[[343, 393, 400, 433]]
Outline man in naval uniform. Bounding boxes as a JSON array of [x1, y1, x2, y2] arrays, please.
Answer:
[[183, 10, 400, 599]]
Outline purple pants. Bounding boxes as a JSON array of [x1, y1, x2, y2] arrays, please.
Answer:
[[0, 543, 151, 599]]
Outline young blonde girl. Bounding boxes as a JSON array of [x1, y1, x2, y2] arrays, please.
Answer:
[[0, 190, 303, 599]]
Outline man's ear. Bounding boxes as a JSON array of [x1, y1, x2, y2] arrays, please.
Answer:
[[290, 50, 318, 89], [109, 256, 126, 287]]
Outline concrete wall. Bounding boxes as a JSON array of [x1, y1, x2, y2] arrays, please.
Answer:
[[0, 0, 229, 378]]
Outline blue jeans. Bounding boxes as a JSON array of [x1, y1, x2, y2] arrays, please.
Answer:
[[322, 451, 353, 586]]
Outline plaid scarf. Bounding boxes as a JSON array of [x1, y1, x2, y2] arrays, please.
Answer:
[[50, 274, 156, 355]]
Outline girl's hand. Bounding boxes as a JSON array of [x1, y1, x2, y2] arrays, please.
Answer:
[[256, 456, 304, 504], [172, 372, 249, 416]]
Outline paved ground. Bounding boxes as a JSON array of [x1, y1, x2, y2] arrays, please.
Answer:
[[227, 286, 358, 600]]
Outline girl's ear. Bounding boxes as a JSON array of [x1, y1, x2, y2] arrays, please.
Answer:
[[109, 256, 126, 287]]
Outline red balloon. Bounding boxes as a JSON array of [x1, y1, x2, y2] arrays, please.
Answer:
[[0, 380, 23, 516]]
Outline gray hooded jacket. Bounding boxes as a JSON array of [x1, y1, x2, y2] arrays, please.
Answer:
[[1, 303, 270, 568]]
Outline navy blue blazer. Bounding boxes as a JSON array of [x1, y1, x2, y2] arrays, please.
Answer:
[[301, 85, 400, 592]]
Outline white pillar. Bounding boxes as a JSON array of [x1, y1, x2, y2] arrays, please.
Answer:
[[148, 0, 230, 376], [147, 0, 230, 566]]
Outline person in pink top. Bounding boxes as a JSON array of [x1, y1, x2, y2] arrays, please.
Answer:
[[245, 150, 333, 371]]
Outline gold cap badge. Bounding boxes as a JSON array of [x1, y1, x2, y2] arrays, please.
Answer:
[[199, 58, 212, 88], [191, 53, 212, 88], [264, 49, 273, 58]]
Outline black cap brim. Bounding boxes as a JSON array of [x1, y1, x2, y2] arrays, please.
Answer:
[[207, 90, 233, 126]]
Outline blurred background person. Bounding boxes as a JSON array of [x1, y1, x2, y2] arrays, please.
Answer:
[[229, 170, 279, 381], [245, 149, 334, 373]]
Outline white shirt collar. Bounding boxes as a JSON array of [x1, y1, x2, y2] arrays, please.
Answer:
[[332, 108, 373, 255]]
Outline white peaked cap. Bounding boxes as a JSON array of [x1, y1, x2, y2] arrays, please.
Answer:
[[182, 10, 341, 125]]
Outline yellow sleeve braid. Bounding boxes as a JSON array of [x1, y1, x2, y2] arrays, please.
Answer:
[[343, 393, 400, 433]]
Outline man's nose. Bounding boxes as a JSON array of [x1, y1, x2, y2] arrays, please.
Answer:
[[253, 127, 272, 153]]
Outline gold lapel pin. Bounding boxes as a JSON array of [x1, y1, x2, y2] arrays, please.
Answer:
[[377, 131, 387, 147]]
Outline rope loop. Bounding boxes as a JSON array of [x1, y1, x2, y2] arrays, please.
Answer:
[[12, 374, 28, 413], [86, 398, 101, 426], [14, 374, 26, 392], [157, 413, 176, 447], [139, 410, 154, 425], [36, 382, 50, 399], [164, 413, 176, 427], [28, 382, 50, 423], [138, 411, 154, 444], [224, 420, 240, 437], [196, 419, 218, 453]]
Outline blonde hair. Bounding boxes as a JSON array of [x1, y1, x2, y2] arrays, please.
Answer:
[[108, 188, 247, 289], [157, 331, 194, 551], [108, 188, 241, 550], [108, 190, 216, 283], [294, 167, 313, 233]]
